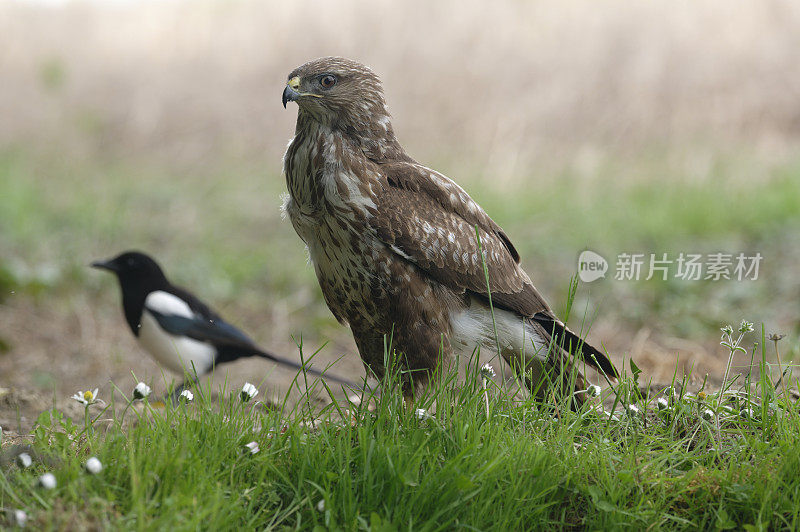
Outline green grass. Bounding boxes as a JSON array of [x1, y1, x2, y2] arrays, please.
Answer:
[[3, 147, 800, 528], [3, 329, 800, 530], [3, 147, 800, 341]]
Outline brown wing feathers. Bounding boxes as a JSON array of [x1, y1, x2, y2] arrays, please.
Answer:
[[375, 161, 617, 379]]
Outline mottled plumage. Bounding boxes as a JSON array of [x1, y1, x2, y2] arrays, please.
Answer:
[[281, 57, 617, 403]]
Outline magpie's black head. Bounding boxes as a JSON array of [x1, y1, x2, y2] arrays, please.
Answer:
[[92, 251, 171, 336], [92, 251, 169, 293]]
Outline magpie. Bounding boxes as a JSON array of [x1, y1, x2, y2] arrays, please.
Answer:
[[92, 250, 357, 399]]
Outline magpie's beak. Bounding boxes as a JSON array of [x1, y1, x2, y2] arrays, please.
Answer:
[[91, 259, 117, 272], [282, 85, 300, 108]]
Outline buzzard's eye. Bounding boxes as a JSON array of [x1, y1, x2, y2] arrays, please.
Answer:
[[319, 75, 336, 89]]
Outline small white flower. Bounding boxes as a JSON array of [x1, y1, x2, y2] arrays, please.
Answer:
[[316, 499, 326, 512], [720, 324, 734, 338], [13, 509, 27, 527], [479, 363, 496, 380], [625, 404, 640, 416], [180, 389, 194, 402], [701, 409, 715, 421], [38, 473, 56, 489], [84, 457, 103, 474], [133, 382, 151, 400], [415, 408, 429, 420], [244, 441, 260, 454], [656, 397, 670, 410], [72, 388, 100, 406], [587, 385, 602, 398], [738, 320, 754, 334], [240, 382, 258, 402], [17, 452, 32, 468]]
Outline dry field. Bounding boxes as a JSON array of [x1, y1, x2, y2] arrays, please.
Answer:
[[3, 0, 800, 169]]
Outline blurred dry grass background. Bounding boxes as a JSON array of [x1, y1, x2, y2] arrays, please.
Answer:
[[2, 0, 800, 427], [3, 0, 800, 172]]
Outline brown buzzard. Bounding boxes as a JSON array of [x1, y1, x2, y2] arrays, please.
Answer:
[[281, 57, 617, 404]]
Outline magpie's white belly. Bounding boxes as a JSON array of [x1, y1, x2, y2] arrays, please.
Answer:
[[138, 311, 216, 376]]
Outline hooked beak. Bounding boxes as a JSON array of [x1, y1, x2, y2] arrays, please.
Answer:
[[90, 259, 117, 272], [282, 76, 302, 108], [282, 85, 300, 108]]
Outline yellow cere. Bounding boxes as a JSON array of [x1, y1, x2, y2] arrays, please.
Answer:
[[288, 76, 300, 90]]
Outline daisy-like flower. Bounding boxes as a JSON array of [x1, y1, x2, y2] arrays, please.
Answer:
[[240, 382, 258, 402], [38, 473, 56, 489], [71, 388, 100, 406], [16, 453, 32, 468], [84, 457, 103, 475], [625, 404, 640, 416], [180, 390, 194, 402], [697, 391, 707, 401], [133, 382, 151, 400], [479, 363, 496, 380], [244, 441, 260, 454], [13, 509, 27, 527], [701, 409, 715, 421], [415, 408, 429, 420], [656, 397, 670, 410], [587, 385, 602, 398]]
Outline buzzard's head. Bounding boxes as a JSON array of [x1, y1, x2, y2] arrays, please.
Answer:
[[282, 57, 392, 133]]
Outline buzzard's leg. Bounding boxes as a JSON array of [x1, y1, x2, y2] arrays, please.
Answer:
[[350, 321, 453, 402], [393, 326, 456, 405], [515, 355, 589, 408], [347, 262, 457, 400]]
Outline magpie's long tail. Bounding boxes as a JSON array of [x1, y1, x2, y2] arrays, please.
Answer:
[[531, 313, 619, 379], [251, 348, 362, 388]]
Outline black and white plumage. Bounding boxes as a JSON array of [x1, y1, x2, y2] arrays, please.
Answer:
[[92, 251, 354, 398]]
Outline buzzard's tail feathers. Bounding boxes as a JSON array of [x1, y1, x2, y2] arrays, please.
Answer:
[[532, 314, 618, 379]]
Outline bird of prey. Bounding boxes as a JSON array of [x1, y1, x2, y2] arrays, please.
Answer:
[[281, 57, 617, 404], [92, 250, 356, 400]]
